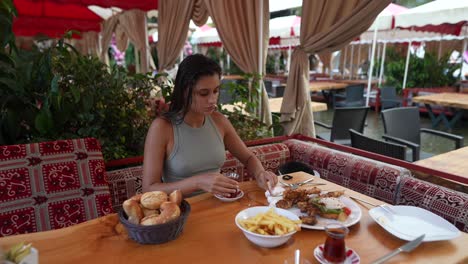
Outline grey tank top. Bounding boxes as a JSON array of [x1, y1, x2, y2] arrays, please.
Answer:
[[163, 116, 226, 191]]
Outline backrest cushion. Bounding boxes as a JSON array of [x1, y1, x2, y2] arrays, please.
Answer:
[[284, 139, 412, 204], [107, 142, 291, 211], [107, 166, 143, 212], [396, 177, 468, 232], [0, 138, 114, 237], [221, 143, 291, 181]]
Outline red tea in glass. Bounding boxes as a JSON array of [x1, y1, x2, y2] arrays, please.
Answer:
[[225, 172, 241, 198], [323, 223, 349, 263]]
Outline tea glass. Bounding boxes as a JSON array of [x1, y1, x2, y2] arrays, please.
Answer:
[[323, 223, 349, 263]]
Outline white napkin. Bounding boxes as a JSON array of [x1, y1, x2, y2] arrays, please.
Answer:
[[265, 185, 286, 205]]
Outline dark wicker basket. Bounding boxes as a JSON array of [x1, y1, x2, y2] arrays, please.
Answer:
[[119, 200, 191, 244]]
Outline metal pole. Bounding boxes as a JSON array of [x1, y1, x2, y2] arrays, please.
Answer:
[[378, 42, 387, 88], [356, 43, 361, 79], [460, 38, 467, 80], [366, 20, 379, 106], [402, 40, 412, 89], [350, 44, 355, 79], [257, 0, 263, 119], [342, 46, 348, 77]]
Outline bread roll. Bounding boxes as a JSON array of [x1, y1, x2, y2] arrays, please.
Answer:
[[123, 199, 144, 224], [140, 201, 181, 226], [140, 204, 159, 217], [169, 190, 183, 206], [140, 191, 168, 210]]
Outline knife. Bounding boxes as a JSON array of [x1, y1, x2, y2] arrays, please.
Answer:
[[371, 234, 425, 264]]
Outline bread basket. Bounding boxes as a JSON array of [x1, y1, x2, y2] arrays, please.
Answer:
[[119, 200, 191, 244]]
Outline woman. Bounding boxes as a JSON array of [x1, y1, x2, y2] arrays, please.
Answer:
[[142, 54, 277, 197]]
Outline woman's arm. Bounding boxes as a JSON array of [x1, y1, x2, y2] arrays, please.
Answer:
[[142, 118, 239, 197], [213, 112, 277, 192]]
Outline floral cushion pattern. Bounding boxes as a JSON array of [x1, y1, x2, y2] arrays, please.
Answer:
[[106, 166, 143, 212], [396, 177, 468, 232], [284, 139, 412, 204], [0, 138, 114, 237], [221, 143, 291, 181]]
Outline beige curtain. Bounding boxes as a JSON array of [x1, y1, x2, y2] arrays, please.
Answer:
[[204, 0, 272, 126], [280, 0, 391, 137], [100, 16, 119, 65], [81, 31, 100, 57], [158, 0, 208, 71], [100, 10, 150, 73], [118, 10, 149, 73]]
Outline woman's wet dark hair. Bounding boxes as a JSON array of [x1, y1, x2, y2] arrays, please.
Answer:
[[163, 54, 222, 123]]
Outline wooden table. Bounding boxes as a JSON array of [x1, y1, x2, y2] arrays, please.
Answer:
[[268, 98, 327, 113], [414, 146, 468, 185], [412, 93, 468, 130], [1, 172, 466, 264], [222, 99, 328, 114], [309, 81, 348, 92]]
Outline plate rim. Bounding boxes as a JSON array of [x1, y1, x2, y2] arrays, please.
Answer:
[[214, 190, 244, 202], [368, 205, 461, 241]]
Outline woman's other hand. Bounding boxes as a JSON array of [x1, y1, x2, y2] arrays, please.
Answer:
[[255, 170, 277, 193], [195, 172, 239, 196]]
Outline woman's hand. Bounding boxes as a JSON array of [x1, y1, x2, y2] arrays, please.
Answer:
[[195, 172, 239, 196], [255, 170, 278, 193]]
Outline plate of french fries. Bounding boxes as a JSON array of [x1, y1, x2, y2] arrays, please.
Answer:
[[235, 206, 301, 248]]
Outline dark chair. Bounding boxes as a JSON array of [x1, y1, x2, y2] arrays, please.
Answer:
[[334, 84, 365, 107], [314, 106, 369, 145], [278, 161, 316, 176], [380, 86, 402, 110], [349, 129, 407, 161], [264, 80, 274, 97], [381, 107, 464, 161], [275, 85, 285, 97]]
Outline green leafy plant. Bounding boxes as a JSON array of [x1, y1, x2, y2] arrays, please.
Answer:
[[1, 9, 156, 160], [384, 47, 458, 92]]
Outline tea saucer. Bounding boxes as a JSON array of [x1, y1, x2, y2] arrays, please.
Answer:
[[313, 244, 360, 264], [214, 190, 244, 202]]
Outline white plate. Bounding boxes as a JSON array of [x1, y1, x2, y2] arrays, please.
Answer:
[[369, 205, 461, 242], [215, 190, 244, 202], [267, 191, 362, 230]]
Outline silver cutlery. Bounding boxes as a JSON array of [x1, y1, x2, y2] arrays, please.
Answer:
[[371, 234, 425, 264], [348, 196, 396, 215], [280, 178, 316, 189]]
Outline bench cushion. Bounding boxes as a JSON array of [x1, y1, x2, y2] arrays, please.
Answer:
[[221, 143, 290, 181], [284, 139, 412, 204], [396, 177, 468, 232], [107, 143, 291, 211], [0, 138, 114, 237]]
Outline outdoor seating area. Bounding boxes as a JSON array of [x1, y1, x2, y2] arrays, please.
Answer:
[[2, 0, 468, 263]]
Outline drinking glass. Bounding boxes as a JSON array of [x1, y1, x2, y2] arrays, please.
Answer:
[[323, 223, 349, 263], [224, 172, 241, 198]]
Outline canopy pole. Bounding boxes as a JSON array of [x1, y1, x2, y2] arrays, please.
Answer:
[[378, 42, 387, 88], [366, 19, 379, 106], [220, 46, 224, 72], [438, 35, 443, 60], [287, 44, 292, 73], [342, 46, 348, 77], [356, 43, 361, 79], [461, 38, 467, 80], [348, 44, 353, 80], [226, 53, 231, 74], [257, 0, 263, 119], [350, 44, 355, 79], [402, 39, 412, 90], [376, 43, 381, 78]]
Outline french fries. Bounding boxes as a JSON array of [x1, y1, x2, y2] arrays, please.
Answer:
[[238, 208, 301, 235]]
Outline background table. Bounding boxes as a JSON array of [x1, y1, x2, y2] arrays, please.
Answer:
[[412, 93, 468, 130], [1, 172, 466, 264], [414, 146, 468, 185]]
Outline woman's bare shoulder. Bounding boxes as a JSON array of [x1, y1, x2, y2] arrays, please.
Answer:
[[148, 117, 173, 137]]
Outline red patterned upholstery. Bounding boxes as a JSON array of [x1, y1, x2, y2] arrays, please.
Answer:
[[107, 166, 143, 212], [284, 139, 412, 204], [221, 143, 291, 181], [106, 143, 291, 211], [396, 177, 468, 232], [0, 138, 114, 237]]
